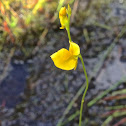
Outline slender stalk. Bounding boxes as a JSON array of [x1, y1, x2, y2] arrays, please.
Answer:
[[78, 54, 89, 126], [66, 13, 72, 42], [66, 26, 72, 42]]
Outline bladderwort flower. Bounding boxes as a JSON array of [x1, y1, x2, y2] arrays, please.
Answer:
[[59, 4, 71, 30], [51, 4, 89, 126], [50, 41, 80, 70], [59, 7, 67, 29]]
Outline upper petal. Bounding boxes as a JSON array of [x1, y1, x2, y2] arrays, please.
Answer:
[[59, 7, 67, 19], [50, 48, 77, 70], [69, 41, 80, 56]]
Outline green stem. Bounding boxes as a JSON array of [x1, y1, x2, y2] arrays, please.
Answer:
[[66, 14, 72, 42], [66, 26, 72, 42], [78, 54, 89, 126]]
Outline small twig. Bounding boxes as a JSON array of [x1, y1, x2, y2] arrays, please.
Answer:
[[111, 89, 126, 96], [71, 0, 79, 22], [102, 94, 126, 101], [88, 76, 126, 107], [61, 111, 80, 126], [101, 108, 126, 118], [102, 111, 126, 126], [114, 117, 126, 126], [106, 105, 126, 110], [93, 22, 112, 30]]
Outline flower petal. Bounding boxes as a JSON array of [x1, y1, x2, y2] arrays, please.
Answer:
[[74, 59, 78, 70], [59, 16, 68, 29], [50, 48, 77, 70], [59, 7, 67, 19], [69, 41, 80, 56], [60, 26, 65, 29]]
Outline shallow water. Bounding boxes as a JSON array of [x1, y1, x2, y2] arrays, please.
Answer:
[[0, 63, 28, 108]]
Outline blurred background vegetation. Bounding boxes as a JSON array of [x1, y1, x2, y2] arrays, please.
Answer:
[[0, 0, 126, 126]]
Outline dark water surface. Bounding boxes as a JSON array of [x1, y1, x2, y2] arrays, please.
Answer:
[[0, 63, 28, 108]]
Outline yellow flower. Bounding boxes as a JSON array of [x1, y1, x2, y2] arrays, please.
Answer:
[[59, 7, 68, 29], [59, 5, 71, 29], [59, 7, 67, 19], [50, 41, 80, 70]]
